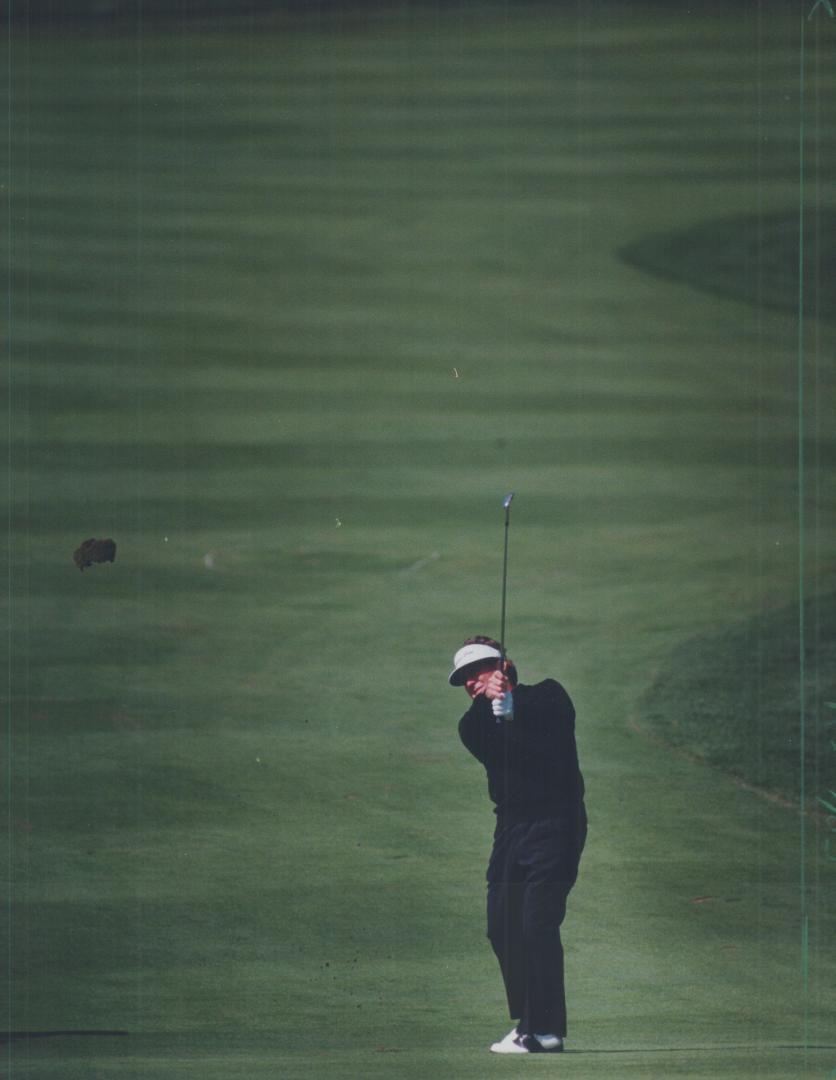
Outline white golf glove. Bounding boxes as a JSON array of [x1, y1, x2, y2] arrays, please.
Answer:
[[492, 691, 514, 719]]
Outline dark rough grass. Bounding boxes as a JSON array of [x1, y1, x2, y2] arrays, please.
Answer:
[[620, 210, 836, 322], [637, 593, 836, 813]]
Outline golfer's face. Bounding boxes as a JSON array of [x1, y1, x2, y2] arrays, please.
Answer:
[[463, 661, 500, 699]]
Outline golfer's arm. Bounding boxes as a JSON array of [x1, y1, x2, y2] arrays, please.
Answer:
[[458, 698, 497, 763]]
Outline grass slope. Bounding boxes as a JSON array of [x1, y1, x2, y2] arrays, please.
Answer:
[[620, 210, 836, 323], [637, 593, 836, 813], [4, 4, 836, 1078]]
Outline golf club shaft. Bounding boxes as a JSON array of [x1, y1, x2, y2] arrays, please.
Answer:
[[500, 492, 514, 665]]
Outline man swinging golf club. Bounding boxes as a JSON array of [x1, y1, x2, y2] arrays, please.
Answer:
[[449, 494, 587, 1054]]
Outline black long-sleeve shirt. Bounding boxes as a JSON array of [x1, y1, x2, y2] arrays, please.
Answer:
[[458, 679, 587, 838]]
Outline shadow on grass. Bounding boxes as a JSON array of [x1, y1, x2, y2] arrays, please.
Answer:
[[565, 1043, 836, 1054]]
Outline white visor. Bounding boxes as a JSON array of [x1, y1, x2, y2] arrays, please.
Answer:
[[448, 643, 502, 686]]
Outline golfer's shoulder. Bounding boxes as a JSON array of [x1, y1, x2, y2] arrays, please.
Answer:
[[523, 678, 575, 714], [525, 677, 569, 696]]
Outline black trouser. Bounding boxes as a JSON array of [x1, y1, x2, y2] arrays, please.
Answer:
[[486, 817, 584, 1038]]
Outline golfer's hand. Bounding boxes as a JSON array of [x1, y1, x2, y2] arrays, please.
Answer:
[[483, 670, 510, 700]]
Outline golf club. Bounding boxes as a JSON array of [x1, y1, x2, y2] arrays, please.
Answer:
[[500, 492, 514, 669]]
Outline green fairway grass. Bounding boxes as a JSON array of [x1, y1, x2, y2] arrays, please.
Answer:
[[5, 3, 836, 1078]]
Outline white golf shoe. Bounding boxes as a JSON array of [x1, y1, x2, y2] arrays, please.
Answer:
[[489, 1027, 521, 1053], [490, 1030, 565, 1054]]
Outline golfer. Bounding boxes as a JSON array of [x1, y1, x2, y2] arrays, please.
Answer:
[[450, 635, 587, 1054]]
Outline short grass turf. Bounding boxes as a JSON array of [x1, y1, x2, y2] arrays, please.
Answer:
[[5, 3, 836, 1079]]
